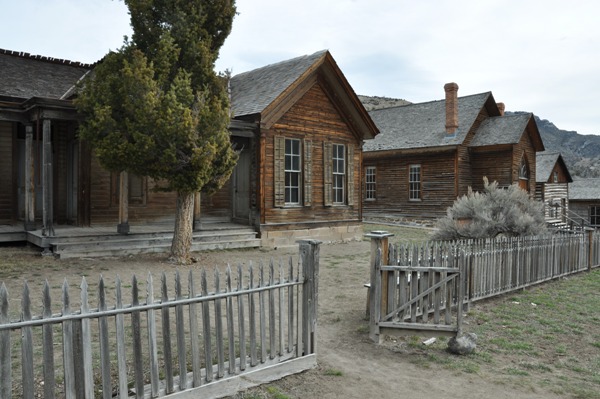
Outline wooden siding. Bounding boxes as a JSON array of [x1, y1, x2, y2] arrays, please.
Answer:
[[0, 121, 14, 223], [201, 179, 232, 217], [469, 148, 513, 191], [569, 200, 600, 226], [512, 130, 537, 194], [261, 82, 362, 228], [89, 154, 177, 225], [363, 150, 457, 220]]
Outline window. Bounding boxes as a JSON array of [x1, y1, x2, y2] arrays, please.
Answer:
[[332, 144, 345, 204], [591, 206, 600, 226], [409, 164, 421, 200], [274, 137, 312, 207], [518, 156, 529, 192], [284, 138, 301, 204], [553, 171, 559, 183], [365, 166, 376, 200]]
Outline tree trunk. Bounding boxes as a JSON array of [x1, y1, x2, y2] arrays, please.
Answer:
[[170, 191, 195, 264]]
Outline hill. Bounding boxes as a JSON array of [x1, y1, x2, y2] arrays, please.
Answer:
[[515, 113, 600, 177]]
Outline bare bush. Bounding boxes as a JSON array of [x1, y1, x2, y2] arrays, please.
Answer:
[[432, 178, 547, 240]]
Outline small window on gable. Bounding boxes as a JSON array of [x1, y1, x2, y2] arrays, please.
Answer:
[[365, 166, 376, 201], [553, 171, 559, 183]]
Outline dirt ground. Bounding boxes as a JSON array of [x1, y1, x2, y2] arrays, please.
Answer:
[[0, 234, 572, 399]]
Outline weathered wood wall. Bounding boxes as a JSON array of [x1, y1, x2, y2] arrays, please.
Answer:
[[363, 149, 456, 220], [261, 82, 362, 229], [469, 147, 513, 191], [536, 182, 569, 219], [89, 154, 178, 225], [0, 121, 14, 223], [569, 200, 600, 226]]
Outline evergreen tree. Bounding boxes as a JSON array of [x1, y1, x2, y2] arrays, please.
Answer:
[[76, 0, 237, 263], [432, 178, 547, 240]]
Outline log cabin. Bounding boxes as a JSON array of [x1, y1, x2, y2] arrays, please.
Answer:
[[0, 49, 377, 251], [362, 83, 545, 221], [534, 151, 573, 224]]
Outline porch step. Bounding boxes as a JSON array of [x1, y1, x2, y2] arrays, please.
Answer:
[[50, 228, 260, 259]]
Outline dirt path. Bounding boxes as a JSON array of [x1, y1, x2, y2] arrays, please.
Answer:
[[1, 239, 568, 398]]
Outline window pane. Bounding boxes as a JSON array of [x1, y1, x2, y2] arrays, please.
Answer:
[[284, 138, 301, 204]]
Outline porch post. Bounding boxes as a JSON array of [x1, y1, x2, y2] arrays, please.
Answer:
[[117, 171, 130, 234], [42, 119, 54, 237], [193, 192, 201, 231], [24, 124, 36, 231]]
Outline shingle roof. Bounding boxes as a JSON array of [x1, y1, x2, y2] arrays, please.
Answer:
[[230, 50, 328, 117], [535, 151, 573, 183], [0, 49, 91, 100], [468, 113, 532, 147], [363, 92, 491, 151], [569, 178, 600, 200]]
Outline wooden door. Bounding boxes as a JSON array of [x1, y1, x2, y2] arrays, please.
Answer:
[[233, 149, 251, 222]]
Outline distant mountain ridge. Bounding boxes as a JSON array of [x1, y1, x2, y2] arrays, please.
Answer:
[[358, 94, 600, 178], [510, 112, 600, 178]]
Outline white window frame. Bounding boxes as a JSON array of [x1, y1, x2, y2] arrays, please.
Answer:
[[284, 138, 301, 205], [332, 143, 345, 204], [365, 166, 376, 201], [591, 206, 600, 226], [409, 164, 421, 201]]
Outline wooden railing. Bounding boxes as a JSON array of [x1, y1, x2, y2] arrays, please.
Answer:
[[0, 240, 321, 399], [367, 231, 600, 342]]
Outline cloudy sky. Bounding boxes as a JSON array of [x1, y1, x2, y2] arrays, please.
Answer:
[[2, 0, 599, 135]]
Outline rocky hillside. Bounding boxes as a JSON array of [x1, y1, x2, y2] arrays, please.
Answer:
[[516, 113, 600, 177]]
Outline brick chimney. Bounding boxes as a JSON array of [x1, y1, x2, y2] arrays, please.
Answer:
[[444, 82, 459, 134], [497, 102, 505, 116]]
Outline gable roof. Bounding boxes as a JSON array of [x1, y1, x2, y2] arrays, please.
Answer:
[[229, 50, 378, 140], [0, 49, 91, 101], [363, 92, 493, 151], [569, 178, 600, 200], [469, 113, 540, 147], [230, 50, 328, 117], [536, 151, 573, 183]]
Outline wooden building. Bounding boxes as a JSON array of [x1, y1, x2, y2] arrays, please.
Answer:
[[535, 151, 573, 223], [568, 178, 600, 228], [212, 50, 378, 246], [0, 49, 377, 251], [362, 83, 545, 221]]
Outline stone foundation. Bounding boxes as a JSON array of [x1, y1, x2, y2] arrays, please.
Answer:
[[261, 224, 363, 248]]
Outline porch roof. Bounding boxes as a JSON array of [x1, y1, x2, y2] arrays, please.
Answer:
[[0, 49, 91, 101]]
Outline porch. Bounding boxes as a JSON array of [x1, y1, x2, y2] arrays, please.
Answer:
[[0, 218, 260, 259]]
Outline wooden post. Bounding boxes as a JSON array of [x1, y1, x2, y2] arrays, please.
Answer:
[[193, 192, 201, 231], [42, 119, 54, 237], [298, 239, 321, 356], [117, 171, 130, 234], [587, 228, 594, 272], [24, 125, 36, 231], [365, 231, 393, 343]]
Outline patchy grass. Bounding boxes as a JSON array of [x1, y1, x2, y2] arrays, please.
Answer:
[[391, 269, 600, 398]]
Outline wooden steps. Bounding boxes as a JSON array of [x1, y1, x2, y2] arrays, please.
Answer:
[[43, 227, 260, 259]]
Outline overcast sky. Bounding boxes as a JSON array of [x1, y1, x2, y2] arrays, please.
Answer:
[[2, 0, 599, 135]]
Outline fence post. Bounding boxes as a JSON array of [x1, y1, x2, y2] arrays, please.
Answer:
[[587, 228, 594, 272], [298, 239, 322, 356], [365, 231, 394, 343]]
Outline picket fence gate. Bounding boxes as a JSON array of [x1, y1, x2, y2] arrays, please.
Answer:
[[0, 240, 321, 399], [367, 231, 600, 342]]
